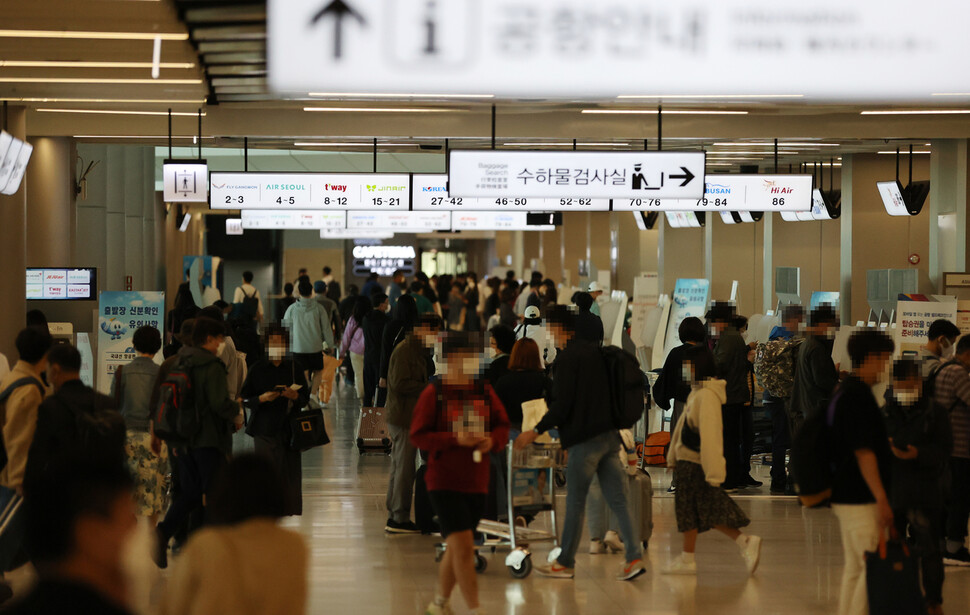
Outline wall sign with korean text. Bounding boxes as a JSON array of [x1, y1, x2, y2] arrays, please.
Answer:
[[210, 172, 410, 210], [412, 174, 612, 211], [269, 0, 970, 101], [448, 151, 705, 200]]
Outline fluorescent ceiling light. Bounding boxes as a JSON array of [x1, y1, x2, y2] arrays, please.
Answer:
[[877, 150, 931, 154], [73, 134, 215, 139], [706, 151, 798, 155], [1, 97, 204, 104], [861, 110, 970, 115], [617, 94, 803, 99], [0, 29, 187, 41], [706, 157, 763, 161], [0, 77, 201, 84], [294, 142, 374, 147], [583, 109, 748, 115], [0, 60, 195, 69], [303, 107, 455, 113], [931, 93, 970, 96], [309, 92, 493, 99], [713, 142, 839, 147], [502, 141, 624, 147], [38, 108, 205, 117], [706, 163, 736, 166]]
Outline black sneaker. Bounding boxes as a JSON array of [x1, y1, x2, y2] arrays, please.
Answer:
[[741, 475, 764, 488], [944, 547, 970, 567], [721, 483, 739, 493], [769, 482, 786, 495], [385, 519, 421, 534]]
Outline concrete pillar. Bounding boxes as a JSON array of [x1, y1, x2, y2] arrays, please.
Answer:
[[929, 139, 968, 285], [762, 213, 774, 313], [0, 107, 27, 360], [25, 137, 75, 267], [840, 155, 853, 324], [703, 216, 713, 282], [510, 230, 525, 278]]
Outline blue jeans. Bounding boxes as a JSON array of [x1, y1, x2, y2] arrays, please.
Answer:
[[558, 430, 642, 567]]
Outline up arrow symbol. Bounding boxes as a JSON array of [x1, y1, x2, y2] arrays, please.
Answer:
[[310, 0, 366, 60]]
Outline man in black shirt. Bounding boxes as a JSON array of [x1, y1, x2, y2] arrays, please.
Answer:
[[9, 461, 136, 615], [362, 293, 390, 406], [573, 293, 604, 346], [829, 329, 895, 615]]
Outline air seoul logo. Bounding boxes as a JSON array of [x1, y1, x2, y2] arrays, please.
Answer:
[[267, 183, 307, 191], [762, 179, 794, 194]]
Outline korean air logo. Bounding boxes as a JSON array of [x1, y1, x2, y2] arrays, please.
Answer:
[[422, 186, 447, 192]]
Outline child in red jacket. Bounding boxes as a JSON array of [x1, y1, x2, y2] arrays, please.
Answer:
[[411, 332, 510, 615]]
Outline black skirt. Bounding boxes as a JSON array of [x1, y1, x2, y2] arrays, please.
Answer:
[[674, 460, 750, 533]]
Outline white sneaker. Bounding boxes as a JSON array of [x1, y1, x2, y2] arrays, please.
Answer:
[[590, 539, 607, 554], [603, 530, 623, 553], [740, 535, 762, 575], [662, 554, 698, 575], [425, 602, 453, 615]]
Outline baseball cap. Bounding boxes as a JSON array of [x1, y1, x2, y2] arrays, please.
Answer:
[[524, 305, 541, 319], [587, 281, 603, 293]]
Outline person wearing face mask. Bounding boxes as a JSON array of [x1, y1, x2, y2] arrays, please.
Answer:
[[921, 319, 960, 379], [788, 305, 840, 442], [154, 317, 240, 568], [7, 461, 137, 615], [484, 324, 516, 386], [883, 358, 951, 615], [240, 326, 309, 517]]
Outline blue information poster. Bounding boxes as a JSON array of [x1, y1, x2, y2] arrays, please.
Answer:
[[97, 291, 165, 393], [663, 279, 711, 359], [809, 291, 840, 312]]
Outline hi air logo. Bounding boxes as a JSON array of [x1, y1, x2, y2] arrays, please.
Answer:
[[324, 184, 348, 192], [267, 183, 307, 191], [366, 184, 407, 192], [45, 272, 66, 282], [762, 180, 794, 194], [422, 186, 447, 192], [705, 183, 731, 195]]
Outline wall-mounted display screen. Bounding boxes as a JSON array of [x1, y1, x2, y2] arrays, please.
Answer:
[[27, 268, 98, 301]]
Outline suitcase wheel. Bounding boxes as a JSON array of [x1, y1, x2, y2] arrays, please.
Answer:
[[507, 555, 532, 579], [474, 553, 488, 574]]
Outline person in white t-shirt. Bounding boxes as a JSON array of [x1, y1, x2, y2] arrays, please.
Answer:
[[515, 306, 557, 367], [232, 271, 264, 323]]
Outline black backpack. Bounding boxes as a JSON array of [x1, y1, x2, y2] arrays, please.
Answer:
[[240, 288, 259, 319], [601, 345, 645, 429], [0, 377, 45, 472], [154, 357, 200, 443], [791, 388, 842, 508]]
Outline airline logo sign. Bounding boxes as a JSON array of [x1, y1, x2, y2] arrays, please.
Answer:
[[448, 151, 705, 200], [412, 174, 611, 211], [346, 210, 452, 232], [241, 210, 347, 229], [210, 172, 410, 210], [645, 175, 813, 211]]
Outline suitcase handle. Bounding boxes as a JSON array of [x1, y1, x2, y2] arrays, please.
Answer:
[[877, 526, 910, 560]]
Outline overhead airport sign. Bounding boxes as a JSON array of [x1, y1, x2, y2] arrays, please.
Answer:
[[267, 0, 964, 100], [412, 174, 612, 211], [209, 172, 410, 210], [642, 175, 813, 211], [0, 131, 33, 196], [346, 210, 452, 232], [451, 211, 556, 231], [163, 162, 209, 203], [448, 151, 705, 200], [241, 210, 347, 229]]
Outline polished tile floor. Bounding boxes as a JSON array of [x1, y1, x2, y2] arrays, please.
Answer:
[[261, 382, 970, 615]]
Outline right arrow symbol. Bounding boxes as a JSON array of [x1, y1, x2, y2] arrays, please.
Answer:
[[670, 167, 695, 187], [310, 0, 366, 60]]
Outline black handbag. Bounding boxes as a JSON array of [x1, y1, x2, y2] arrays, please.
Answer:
[[287, 407, 330, 452], [246, 361, 296, 439], [865, 535, 924, 615]]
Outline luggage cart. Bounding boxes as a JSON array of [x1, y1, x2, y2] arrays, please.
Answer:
[[434, 442, 565, 579]]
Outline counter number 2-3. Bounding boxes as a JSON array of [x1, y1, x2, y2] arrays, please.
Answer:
[[224, 195, 245, 205]]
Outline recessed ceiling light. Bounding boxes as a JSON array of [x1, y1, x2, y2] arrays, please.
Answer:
[[303, 107, 455, 113], [0, 29, 188, 41], [38, 108, 204, 117], [0, 77, 202, 84], [617, 94, 803, 99], [308, 92, 493, 99], [582, 109, 748, 115], [877, 150, 931, 154], [0, 60, 195, 69], [861, 110, 970, 115]]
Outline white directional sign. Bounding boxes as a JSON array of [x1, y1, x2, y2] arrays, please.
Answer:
[[448, 151, 705, 200], [226, 218, 244, 235], [451, 211, 556, 231], [320, 228, 393, 239], [1, 140, 32, 196], [638, 175, 813, 212], [346, 210, 452, 232], [268, 0, 969, 101], [163, 162, 209, 203], [412, 174, 611, 211], [241, 210, 347, 229], [209, 172, 410, 210]]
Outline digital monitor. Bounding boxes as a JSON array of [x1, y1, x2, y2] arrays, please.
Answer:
[[525, 212, 562, 227], [876, 180, 909, 216], [904, 181, 930, 214], [26, 268, 97, 301]]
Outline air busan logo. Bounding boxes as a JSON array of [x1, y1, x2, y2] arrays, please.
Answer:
[[762, 180, 794, 194], [705, 183, 731, 195]]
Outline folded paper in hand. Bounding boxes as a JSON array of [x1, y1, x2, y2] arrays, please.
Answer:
[[521, 398, 554, 444]]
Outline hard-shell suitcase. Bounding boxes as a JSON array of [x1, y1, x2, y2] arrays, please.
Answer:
[[589, 469, 654, 549], [356, 406, 391, 454]]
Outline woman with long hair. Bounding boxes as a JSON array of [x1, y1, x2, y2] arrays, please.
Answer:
[[339, 295, 373, 400]]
